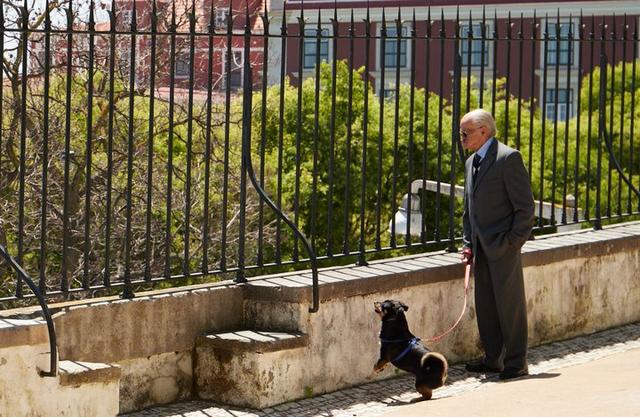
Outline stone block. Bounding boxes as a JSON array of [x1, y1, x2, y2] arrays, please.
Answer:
[[195, 330, 309, 409]]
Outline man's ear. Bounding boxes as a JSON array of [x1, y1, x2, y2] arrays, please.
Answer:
[[400, 301, 409, 312]]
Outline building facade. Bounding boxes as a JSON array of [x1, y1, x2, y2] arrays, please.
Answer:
[[27, 0, 268, 95], [267, 0, 640, 120]]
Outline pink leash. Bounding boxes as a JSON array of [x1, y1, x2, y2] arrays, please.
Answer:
[[426, 263, 471, 343]]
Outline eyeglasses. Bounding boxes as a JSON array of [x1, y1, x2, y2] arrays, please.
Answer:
[[460, 126, 483, 138]]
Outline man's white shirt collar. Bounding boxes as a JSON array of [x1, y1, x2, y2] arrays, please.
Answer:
[[476, 137, 495, 161]]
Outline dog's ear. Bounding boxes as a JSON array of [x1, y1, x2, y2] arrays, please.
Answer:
[[399, 301, 409, 312]]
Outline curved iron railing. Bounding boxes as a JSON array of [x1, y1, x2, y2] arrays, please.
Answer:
[[0, 244, 58, 377], [596, 52, 640, 230], [238, 5, 319, 312]]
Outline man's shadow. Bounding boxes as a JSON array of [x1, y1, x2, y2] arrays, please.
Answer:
[[477, 371, 561, 384]]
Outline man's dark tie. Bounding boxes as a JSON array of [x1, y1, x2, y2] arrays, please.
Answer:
[[472, 154, 482, 182]]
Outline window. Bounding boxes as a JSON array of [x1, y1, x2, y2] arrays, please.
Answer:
[[118, 48, 131, 77], [222, 50, 243, 89], [32, 42, 48, 70], [460, 24, 490, 67], [546, 22, 575, 66], [545, 88, 573, 121], [303, 28, 329, 70], [382, 88, 396, 99], [214, 8, 229, 31], [119, 10, 133, 27], [175, 53, 190, 77], [382, 25, 408, 68]]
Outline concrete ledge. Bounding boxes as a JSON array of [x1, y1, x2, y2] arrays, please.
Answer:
[[522, 226, 640, 266], [197, 330, 309, 353], [0, 318, 48, 348], [59, 360, 121, 387], [243, 222, 640, 304], [243, 252, 463, 304], [53, 284, 244, 363]]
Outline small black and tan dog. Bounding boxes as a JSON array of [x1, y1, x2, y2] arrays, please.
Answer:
[[373, 299, 448, 401]]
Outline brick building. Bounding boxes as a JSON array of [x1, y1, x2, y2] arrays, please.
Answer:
[[28, 0, 268, 95], [267, 0, 640, 120]]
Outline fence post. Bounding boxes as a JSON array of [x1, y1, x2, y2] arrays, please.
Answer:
[[449, 18, 463, 253], [595, 51, 607, 230], [122, 0, 138, 300], [238, 8, 319, 312], [236, 4, 252, 284]]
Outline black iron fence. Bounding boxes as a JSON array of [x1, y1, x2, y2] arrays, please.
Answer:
[[1, 0, 639, 307]]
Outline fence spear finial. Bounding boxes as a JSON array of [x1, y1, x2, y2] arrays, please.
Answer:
[[89, 0, 95, 28], [131, 0, 137, 31], [366, 0, 370, 23], [281, 0, 287, 33], [170, 0, 176, 31]]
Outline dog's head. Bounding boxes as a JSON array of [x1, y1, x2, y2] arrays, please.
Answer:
[[374, 299, 409, 321]]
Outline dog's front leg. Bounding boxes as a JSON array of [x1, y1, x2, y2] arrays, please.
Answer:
[[373, 358, 388, 373]]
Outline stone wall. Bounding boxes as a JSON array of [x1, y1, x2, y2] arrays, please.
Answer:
[[0, 342, 119, 417], [49, 283, 244, 413], [2, 223, 639, 414]]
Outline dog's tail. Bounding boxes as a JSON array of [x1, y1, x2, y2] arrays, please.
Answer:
[[420, 352, 448, 389]]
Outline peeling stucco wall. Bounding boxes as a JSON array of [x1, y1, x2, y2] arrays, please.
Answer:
[[118, 351, 193, 413], [0, 344, 119, 417], [54, 285, 244, 363]]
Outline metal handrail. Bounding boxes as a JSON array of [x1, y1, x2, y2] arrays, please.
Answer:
[[0, 244, 58, 377], [238, 5, 319, 312]]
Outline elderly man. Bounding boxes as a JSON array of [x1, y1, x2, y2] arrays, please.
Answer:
[[460, 109, 535, 380]]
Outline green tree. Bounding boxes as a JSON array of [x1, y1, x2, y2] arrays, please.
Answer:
[[256, 61, 460, 258]]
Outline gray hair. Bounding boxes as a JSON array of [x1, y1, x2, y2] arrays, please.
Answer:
[[462, 109, 497, 137]]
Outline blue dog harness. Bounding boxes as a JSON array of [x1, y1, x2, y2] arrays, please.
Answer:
[[380, 337, 420, 365]]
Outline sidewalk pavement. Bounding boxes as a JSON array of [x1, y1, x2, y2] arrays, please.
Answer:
[[122, 322, 640, 417], [383, 347, 640, 417]]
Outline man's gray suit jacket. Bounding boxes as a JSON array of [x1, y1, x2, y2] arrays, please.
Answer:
[[462, 139, 535, 260]]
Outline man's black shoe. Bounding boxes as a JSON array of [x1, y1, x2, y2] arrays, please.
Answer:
[[499, 367, 529, 380], [464, 360, 502, 373]]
